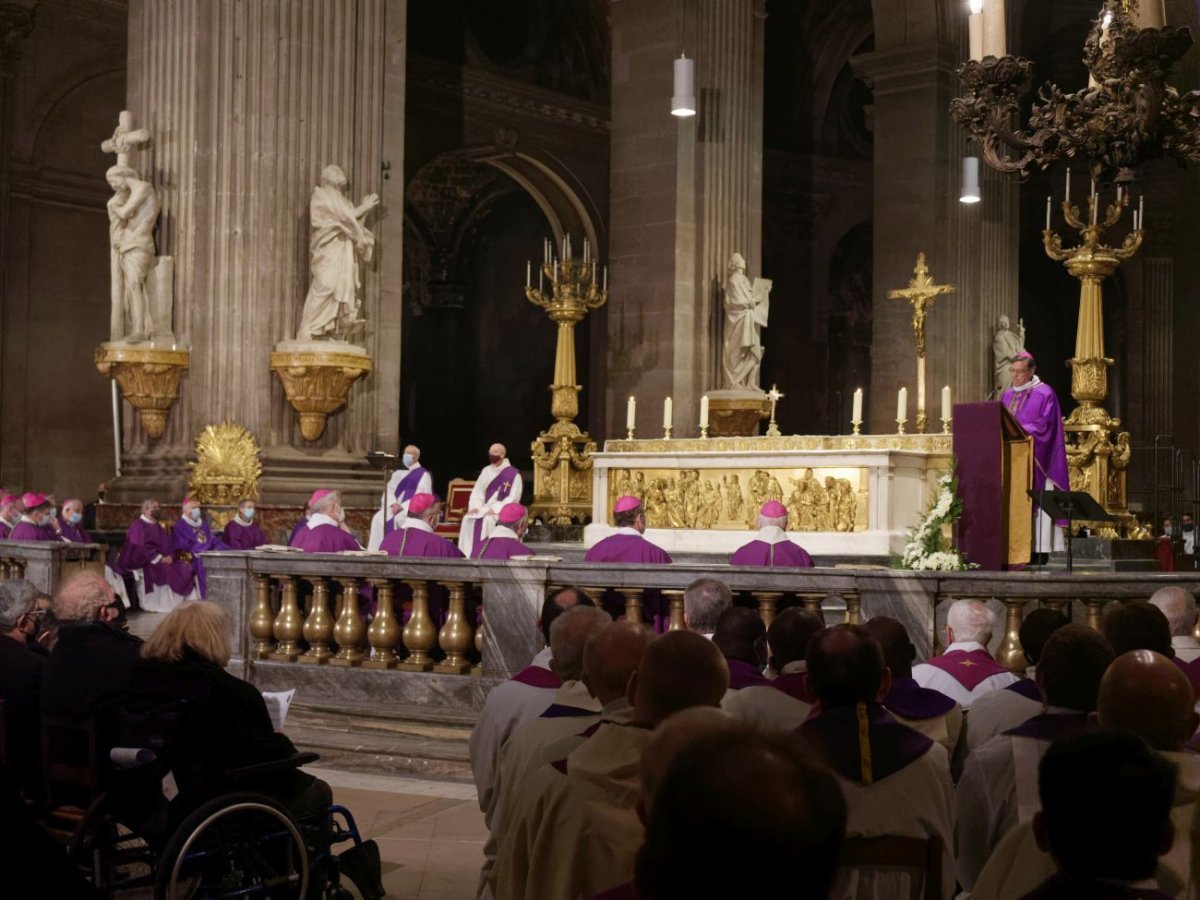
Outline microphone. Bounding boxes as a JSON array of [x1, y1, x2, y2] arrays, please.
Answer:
[[984, 387, 998, 402]]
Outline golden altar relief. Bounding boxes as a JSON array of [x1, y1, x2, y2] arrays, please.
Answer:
[[606, 434, 953, 454], [608, 466, 868, 533]]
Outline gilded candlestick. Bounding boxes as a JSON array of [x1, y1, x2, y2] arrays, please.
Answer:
[[896, 418, 907, 436], [941, 416, 952, 435]]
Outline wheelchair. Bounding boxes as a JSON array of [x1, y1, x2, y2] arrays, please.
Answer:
[[41, 703, 386, 899]]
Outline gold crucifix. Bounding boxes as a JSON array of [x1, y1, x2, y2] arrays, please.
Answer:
[[886, 253, 955, 433]]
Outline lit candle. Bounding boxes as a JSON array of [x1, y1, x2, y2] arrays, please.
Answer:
[[627, 396, 636, 430], [942, 385, 952, 422], [1045, 195, 1051, 230], [982, 0, 1005, 57], [852, 387, 863, 425], [700, 395, 709, 429], [968, 0, 984, 61], [897, 387, 907, 423], [663, 396, 673, 431], [526, 260, 531, 287]]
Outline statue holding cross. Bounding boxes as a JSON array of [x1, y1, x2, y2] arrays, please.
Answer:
[[886, 253, 955, 433]]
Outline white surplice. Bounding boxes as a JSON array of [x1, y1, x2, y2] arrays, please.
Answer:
[[367, 465, 432, 550], [458, 459, 523, 557], [963, 679, 1042, 754], [722, 660, 813, 731], [911, 641, 1020, 708]]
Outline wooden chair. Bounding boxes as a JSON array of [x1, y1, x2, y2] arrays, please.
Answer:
[[838, 834, 942, 900], [434, 478, 475, 539]]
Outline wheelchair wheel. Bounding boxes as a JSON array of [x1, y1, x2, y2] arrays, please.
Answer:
[[154, 791, 309, 900]]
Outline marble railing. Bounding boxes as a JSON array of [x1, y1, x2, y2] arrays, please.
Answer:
[[0, 541, 106, 594]]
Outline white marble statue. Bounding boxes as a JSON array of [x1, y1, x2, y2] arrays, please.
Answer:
[[296, 165, 380, 341], [992, 314, 1026, 392], [101, 110, 151, 166], [722, 252, 772, 391], [106, 164, 161, 342]]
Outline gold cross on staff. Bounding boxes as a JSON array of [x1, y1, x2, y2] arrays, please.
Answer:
[[886, 253, 955, 358]]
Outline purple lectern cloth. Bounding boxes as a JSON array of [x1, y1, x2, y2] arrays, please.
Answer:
[[115, 518, 196, 596], [922, 648, 1012, 691], [474, 535, 534, 560], [584, 533, 673, 564], [729, 539, 814, 567], [223, 519, 267, 550], [800, 701, 934, 784], [10, 522, 57, 541], [380, 526, 464, 559], [59, 522, 92, 543], [294, 523, 360, 554], [1002, 381, 1070, 524], [172, 518, 227, 598]]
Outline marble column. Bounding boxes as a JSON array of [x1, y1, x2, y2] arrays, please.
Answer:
[[112, 0, 405, 504], [608, 0, 765, 437]]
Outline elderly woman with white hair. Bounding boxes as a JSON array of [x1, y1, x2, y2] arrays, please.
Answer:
[[910, 599, 1019, 708]]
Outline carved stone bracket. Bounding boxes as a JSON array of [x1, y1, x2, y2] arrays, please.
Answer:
[[270, 344, 372, 441], [94, 343, 190, 440]]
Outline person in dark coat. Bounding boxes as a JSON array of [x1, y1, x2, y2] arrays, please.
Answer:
[[0, 579, 47, 799]]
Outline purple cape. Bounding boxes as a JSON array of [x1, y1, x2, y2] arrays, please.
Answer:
[[288, 517, 309, 547], [0, 520, 10, 540], [584, 532, 673, 564], [474, 535, 534, 560], [1001, 381, 1070, 518], [511, 665, 561, 688], [10, 521, 58, 541], [59, 521, 92, 543], [380, 526, 464, 558], [222, 518, 267, 550], [115, 518, 196, 597], [726, 658, 771, 690], [884, 676, 957, 720], [172, 517, 227, 598], [1006, 678, 1042, 702], [294, 522, 360, 553], [799, 701, 934, 784], [922, 648, 1011, 690], [1004, 711, 1092, 741], [729, 538, 814, 567]]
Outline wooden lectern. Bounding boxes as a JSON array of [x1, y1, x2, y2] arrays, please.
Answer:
[[953, 402, 1033, 570]]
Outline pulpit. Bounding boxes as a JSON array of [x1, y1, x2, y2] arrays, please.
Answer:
[[953, 402, 1033, 570]]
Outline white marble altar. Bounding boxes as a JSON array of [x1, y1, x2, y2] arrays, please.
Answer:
[[584, 434, 953, 558]]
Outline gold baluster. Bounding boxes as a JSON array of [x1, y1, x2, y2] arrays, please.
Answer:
[[473, 604, 485, 677], [997, 597, 1029, 673], [299, 577, 334, 664], [269, 576, 303, 662], [10, 561, 23, 579], [435, 582, 473, 674], [1083, 598, 1107, 633], [799, 593, 824, 617], [0, 560, 9, 579], [845, 592, 862, 625], [756, 591, 781, 629], [624, 588, 644, 625], [364, 579, 400, 669], [1040, 598, 1071, 618], [250, 574, 276, 659], [330, 577, 366, 666], [399, 580, 436, 671], [664, 589, 685, 632]]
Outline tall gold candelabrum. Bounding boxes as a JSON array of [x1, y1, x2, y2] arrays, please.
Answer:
[[524, 236, 607, 525], [1043, 186, 1143, 536]]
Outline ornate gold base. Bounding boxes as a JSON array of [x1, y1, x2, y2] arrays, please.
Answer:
[[706, 392, 771, 437], [270, 343, 372, 441], [530, 419, 596, 525], [94, 343, 190, 440], [1064, 408, 1132, 536]]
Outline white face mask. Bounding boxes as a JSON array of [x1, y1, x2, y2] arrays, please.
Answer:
[[336, 508, 346, 523]]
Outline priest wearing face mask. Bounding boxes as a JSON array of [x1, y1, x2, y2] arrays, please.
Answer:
[[293, 489, 361, 553], [57, 499, 91, 543], [171, 497, 229, 598], [10, 493, 58, 541], [222, 498, 267, 550], [458, 443, 523, 558], [114, 499, 199, 612], [0, 492, 20, 539], [367, 444, 432, 550]]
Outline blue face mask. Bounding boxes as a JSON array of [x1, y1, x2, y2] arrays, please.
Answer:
[[242, 508, 255, 522], [402, 453, 415, 468], [189, 508, 202, 523], [48, 507, 58, 520], [68, 513, 83, 525]]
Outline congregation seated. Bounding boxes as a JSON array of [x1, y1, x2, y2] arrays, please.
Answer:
[[0, 491, 19, 538], [10, 492, 56, 541], [292, 489, 360, 553], [681, 576, 731, 637], [729, 500, 814, 567], [171, 496, 228, 597], [1150, 585, 1200, 662], [864, 615, 963, 755], [380, 493, 463, 558], [1103, 599, 1200, 696], [712, 606, 770, 691], [966, 607, 1068, 753], [584, 496, 672, 564], [955, 624, 1115, 891], [723, 607, 821, 730], [798, 624, 955, 900], [912, 599, 1019, 708], [473, 503, 534, 560], [113, 498, 199, 612], [221, 497, 267, 550], [492, 631, 729, 899], [0, 579, 46, 800]]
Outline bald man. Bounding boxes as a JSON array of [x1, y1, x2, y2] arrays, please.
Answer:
[[723, 607, 820, 730], [492, 631, 729, 900], [459, 444, 523, 557], [712, 607, 769, 692], [367, 444, 432, 550], [1150, 585, 1200, 662], [911, 599, 1019, 707]]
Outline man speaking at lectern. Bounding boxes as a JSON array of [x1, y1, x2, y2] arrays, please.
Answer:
[[1001, 352, 1070, 565]]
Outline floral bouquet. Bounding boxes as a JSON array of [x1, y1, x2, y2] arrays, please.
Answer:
[[899, 469, 976, 571]]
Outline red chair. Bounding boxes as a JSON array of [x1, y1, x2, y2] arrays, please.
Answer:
[[435, 479, 475, 540]]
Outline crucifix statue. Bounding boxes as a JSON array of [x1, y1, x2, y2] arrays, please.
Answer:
[[886, 252, 955, 433], [101, 110, 151, 167]]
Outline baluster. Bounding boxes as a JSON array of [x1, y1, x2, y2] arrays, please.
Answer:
[[0, 560, 9, 579], [250, 574, 276, 659], [399, 580, 436, 671], [997, 597, 1029, 673], [1040, 598, 1071, 618], [269, 576, 304, 662], [473, 604, 485, 677], [364, 579, 400, 669], [755, 591, 781, 629], [664, 589, 685, 631], [623, 588, 644, 625], [845, 591, 862, 625], [1193, 611, 1200, 644], [435, 581, 474, 674], [299, 577, 334, 664], [330, 577, 366, 666], [1082, 598, 1107, 633], [799, 593, 824, 617], [931, 597, 944, 656], [10, 561, 23, 579]]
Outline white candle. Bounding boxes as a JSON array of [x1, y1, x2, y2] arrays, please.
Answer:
[[603, 266, 608, 292], [942, 385, 952, 421], [626, 396, 636, 430], [968, 1, 984, 61], [852, 388, 863, 425], [1045, 195, 1051, 230], [897, 387, 907, 423], [553, 259, 558, 281], [526, 260, 531, 287], [699, 395, 709, 429], [1066, 167, 1071, 202], [982, 0, 1006, 57], [1135, 0, 1165, 29], [663, 397, 673, 430], [1139, 195, 1145, 229]]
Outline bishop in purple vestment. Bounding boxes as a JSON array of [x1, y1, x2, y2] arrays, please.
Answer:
[[10, 493, 58, 541], [58, 498, 92, 543], [293, 489, 361, 553], [381, 494, 464, 558], [474, 503, 535, 560], [0, 492, 19, 539], [114, 499, 197, 608], [171, 498, 229, 598], [730, 501, 814, 567], [222, 499, 267, 550], [584, 496, 673, 564], [368, 444, 433, 550], [458, 443, 523, 557]]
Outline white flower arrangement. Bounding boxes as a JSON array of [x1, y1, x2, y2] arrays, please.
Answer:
[[899, 470, 976, 571]]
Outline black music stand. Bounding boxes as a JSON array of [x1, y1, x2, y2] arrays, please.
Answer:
[[1030, 489, 1113, 573], [365, 451, 398, 535]]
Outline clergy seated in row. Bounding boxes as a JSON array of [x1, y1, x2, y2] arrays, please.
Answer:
[[291, 489, 360, 553], [57, 497, 133, 608], [380, 493, 463, 559], [0, 491, 19, 538], [713, 606, 770, 693], [723, 608, 822, 730], [114, 499, 199, 612], [681, 576, 730, 637], [368, 443, 431, 550], [491, 631, 729, 900], [955, 624, 1115, 891], [172, 497, 228, 597], [864, 616, 963, 756], [912, 599, 1019, 708], [966, 608, 1069, 754], [585, 496, 673, 564], [971, 650, 1200, 900], [468, 586, 596, 815], [1103, 600, 1200, 698], [632, 720, 847, 900], [222, 498, 267, 550], [10, 492, 57, 541], [798, 624, 956, 900], [458, 443, 523, 558], [288, 501, 311, 546], [729, 500, 814, 567], [474, 503, 534, 560], [1150, 585, 1200, 663], [479, 608, 623, 895]]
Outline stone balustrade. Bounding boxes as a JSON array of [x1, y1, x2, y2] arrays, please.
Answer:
[[0, 541, 107, 594]]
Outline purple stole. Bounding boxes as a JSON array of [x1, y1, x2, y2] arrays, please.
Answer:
[[1004, 711, 1092, 741], [923, 648, 1011, 690], [510, 664, 561, 689], [726, 658, 771, 690], [799, 702, 934, 784], [771, 672, 817, 704], [60, 522, 92, 543], [1006, 678, 1042, 702], [472, 466, 520, 547], [885, 676, 957, 720], [385, 466, 430, 536], [539, 703, 596, 719]]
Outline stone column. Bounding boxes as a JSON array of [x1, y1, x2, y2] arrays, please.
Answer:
[[607, 0, 765, 437], [112, 0, 405, 504], [0, 2, 34, 375]]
